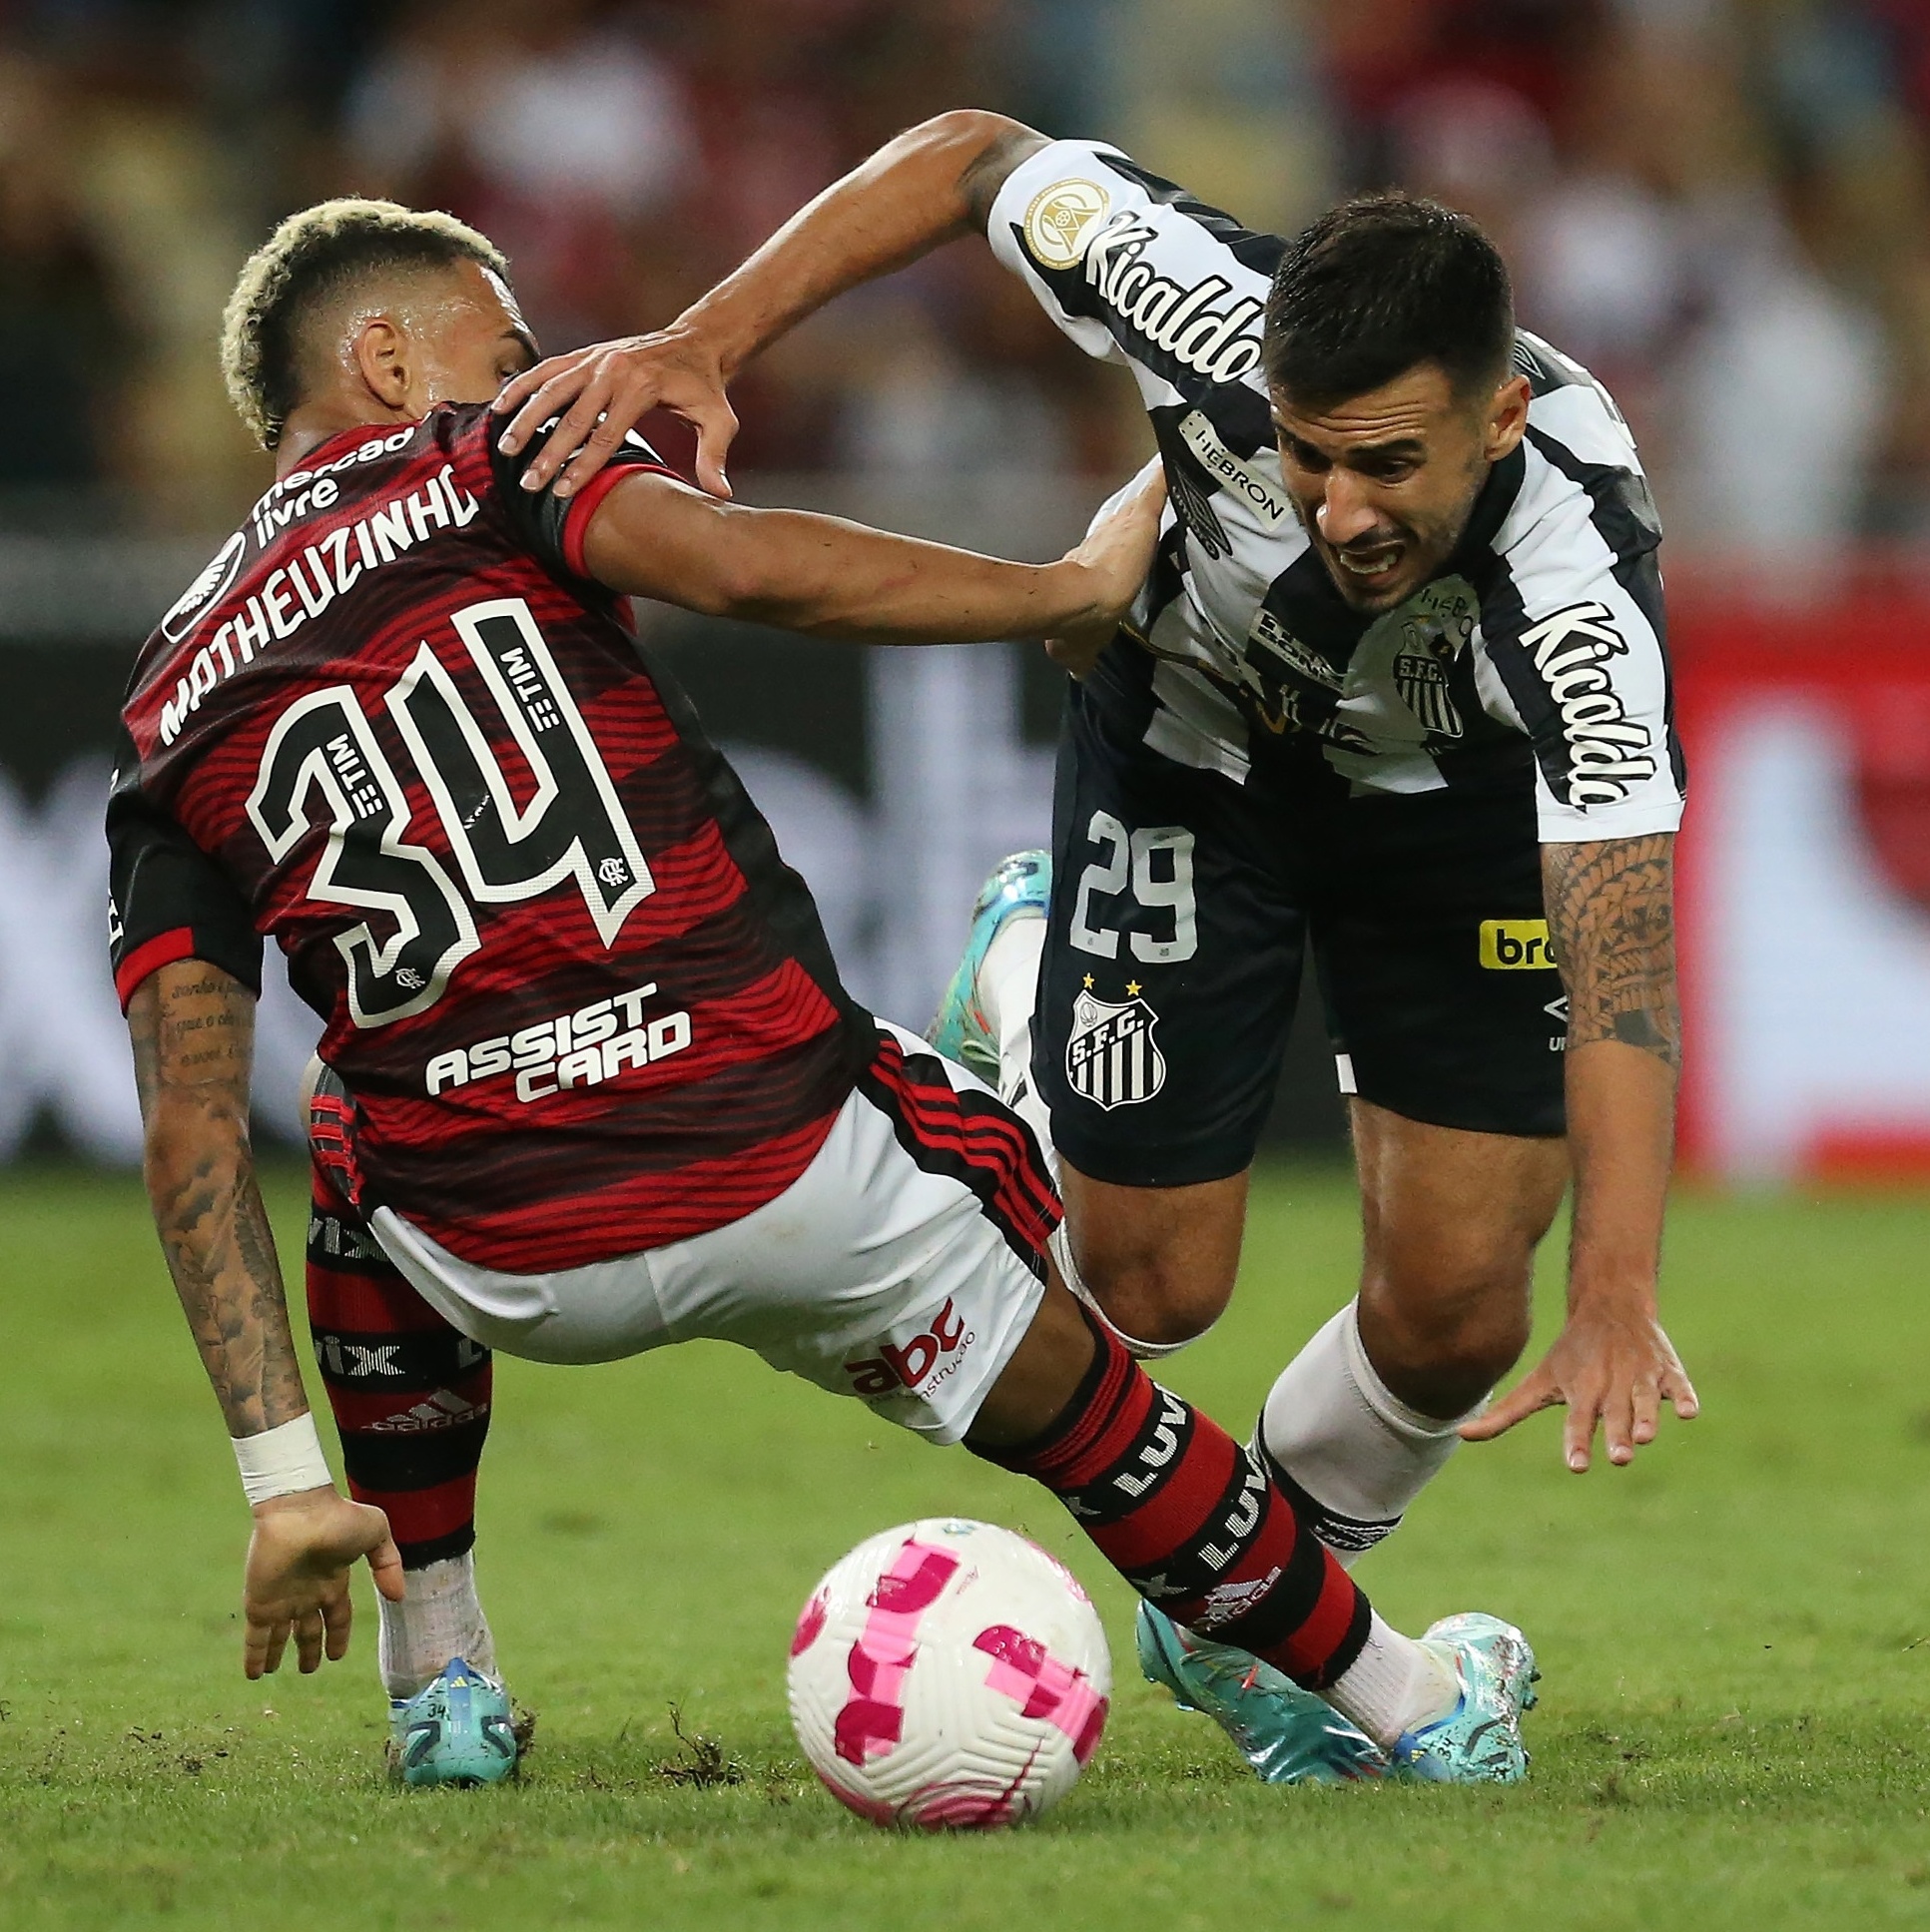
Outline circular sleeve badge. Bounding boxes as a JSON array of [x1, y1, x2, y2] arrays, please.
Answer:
[[1021, 180, 1112, 269]]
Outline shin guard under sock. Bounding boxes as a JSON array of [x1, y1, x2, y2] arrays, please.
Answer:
[[977, 1314, 1371, 1689], [306, 1172, 492, 1571], [1257, 1300, 1477, 1565]]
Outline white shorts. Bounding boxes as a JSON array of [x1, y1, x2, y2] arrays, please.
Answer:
[[368, 1021, 1058, 1446]]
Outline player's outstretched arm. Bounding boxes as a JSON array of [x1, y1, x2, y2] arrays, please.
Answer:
[[1462, 834, 1699, 1470], [129, 960, 402, 1676], [582, 459, 1161, 646], [494, 109, 1047, 499]]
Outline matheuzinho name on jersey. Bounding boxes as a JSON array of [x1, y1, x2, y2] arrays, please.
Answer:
[[158, 462, 482, 746]]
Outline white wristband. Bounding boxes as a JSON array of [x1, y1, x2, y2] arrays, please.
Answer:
[[232, 1414, 333, 1506]]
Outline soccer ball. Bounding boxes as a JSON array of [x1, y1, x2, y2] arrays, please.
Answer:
[[787, 1517, 1111, 1829]]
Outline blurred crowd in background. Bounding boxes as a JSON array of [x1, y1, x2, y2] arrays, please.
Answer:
[[4, 0, 1930, 568]]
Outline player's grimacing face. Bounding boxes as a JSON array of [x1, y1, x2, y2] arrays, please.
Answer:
[[1271, 362, 1529, 613]]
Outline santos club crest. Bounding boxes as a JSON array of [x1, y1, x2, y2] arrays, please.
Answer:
[[1393, 650, 1464, 740], [1065, 989, 1166, 1110]]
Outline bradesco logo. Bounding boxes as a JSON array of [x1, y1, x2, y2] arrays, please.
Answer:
[[844, 1300, 973, 1398], [1480, 919, 1560, 969]]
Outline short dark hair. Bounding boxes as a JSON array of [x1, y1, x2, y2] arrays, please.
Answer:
[[221, 199, 508, 449], [1262, 194, 1514, 409]]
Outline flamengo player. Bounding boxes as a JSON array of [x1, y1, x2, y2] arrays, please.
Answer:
[[496, 113, 1698, 1781], [111, 200, 1536, 1788]]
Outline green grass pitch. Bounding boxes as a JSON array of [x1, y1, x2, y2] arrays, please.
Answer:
[[4, 1163, 1930, 1930]]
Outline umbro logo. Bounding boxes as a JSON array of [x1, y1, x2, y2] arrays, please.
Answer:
[[1547, 992, 1571, 1052]]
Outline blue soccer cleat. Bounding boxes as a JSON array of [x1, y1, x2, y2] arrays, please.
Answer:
[[1136, 1603, 1391, 1784], [388, 1657, 519, 1788], [926, 850, 1052, 1085], [1390, 1612, 1539, 1784]]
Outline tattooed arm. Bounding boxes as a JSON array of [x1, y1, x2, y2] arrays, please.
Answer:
[[1549, 833, 1681, 1066], [1462, 835, 1699, 1470], [129, 958, 400, 1676], [129, 960, 309, 1434]]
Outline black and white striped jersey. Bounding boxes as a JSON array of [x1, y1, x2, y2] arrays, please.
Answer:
[[988, 140, 1686, 844]]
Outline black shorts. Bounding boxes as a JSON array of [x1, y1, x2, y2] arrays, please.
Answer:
[[1033, 681, 1568, 1188]]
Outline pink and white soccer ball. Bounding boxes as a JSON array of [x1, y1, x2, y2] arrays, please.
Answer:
[[787, 1517, 1111, 1829]]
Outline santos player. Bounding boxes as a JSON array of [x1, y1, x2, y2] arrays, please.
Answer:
[[495, 112, 1697, 1781], [113, 199, 1536, 1788]]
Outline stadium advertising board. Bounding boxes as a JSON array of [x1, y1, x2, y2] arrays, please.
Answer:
[[1674, 590, 1930, 1181], [0, 621, 1052, 1160], [3, 532, 1921, 1179]]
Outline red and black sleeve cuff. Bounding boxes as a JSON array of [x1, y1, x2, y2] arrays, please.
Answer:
[[559, 459, 678, 579], [114, 927, 200, 1010], [113, 925, 266, 1011]]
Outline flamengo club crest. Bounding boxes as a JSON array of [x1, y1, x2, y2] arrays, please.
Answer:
[[1066, 986, 1166, 1110]]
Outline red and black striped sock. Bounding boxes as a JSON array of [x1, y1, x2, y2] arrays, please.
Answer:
[[306, 1172, 492, 1570], [977, 1313, 1372, 1689]]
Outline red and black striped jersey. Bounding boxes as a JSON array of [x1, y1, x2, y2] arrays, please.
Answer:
[[109, 402, 873, 1272]]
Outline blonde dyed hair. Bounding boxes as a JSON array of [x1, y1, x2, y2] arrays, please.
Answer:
[[220, 198, 508, 449]]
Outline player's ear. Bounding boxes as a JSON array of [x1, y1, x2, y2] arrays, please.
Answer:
[[349, 316, 413, 414], [1483, 373, 1531, 462]]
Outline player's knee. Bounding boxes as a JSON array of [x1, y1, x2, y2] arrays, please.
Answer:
[[1439, 1300, 1532, 1395], [1081, 1247, 1236, 1351], [1363, 1258, 1533, 1414]]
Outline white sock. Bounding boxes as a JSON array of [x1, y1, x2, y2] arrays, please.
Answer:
[[1257, 1300, 1481, 1566], [978, 914, 1194, 1363], [1323, 1612, 1459, 1751], [377, 1551, 497, 1700], [977, 915, 1051, 1150]]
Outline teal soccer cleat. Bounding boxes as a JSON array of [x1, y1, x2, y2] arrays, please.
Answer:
[[1136, 1603, 1391, 1784], [926, 851, 1052, 1085], [1391, 1612, 1540, 1785], [388, 1657, 519, 1788]]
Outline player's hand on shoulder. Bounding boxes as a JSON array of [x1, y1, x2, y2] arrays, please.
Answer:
[[493, 322, 739, 503], [241, 1487, 404, 1680], [1460, 1301, 1698, 1473], [1049, 459, 1165, 677]]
